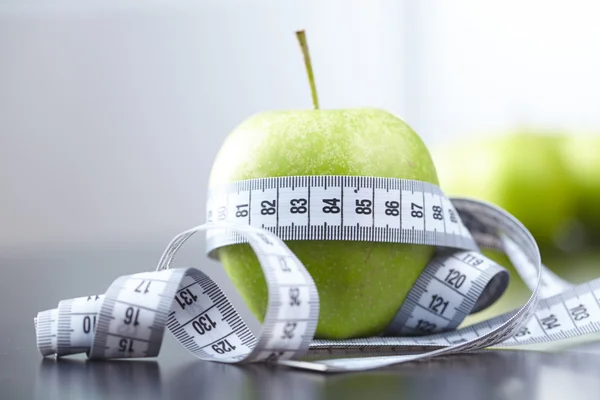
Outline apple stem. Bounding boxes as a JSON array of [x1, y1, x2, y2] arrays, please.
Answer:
[[296, 30, 319, 110]]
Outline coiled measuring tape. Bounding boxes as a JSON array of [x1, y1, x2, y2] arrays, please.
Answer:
[[35, 175, 599, 372]]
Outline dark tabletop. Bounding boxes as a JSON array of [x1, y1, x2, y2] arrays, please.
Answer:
[[3, 244, 600, 400]]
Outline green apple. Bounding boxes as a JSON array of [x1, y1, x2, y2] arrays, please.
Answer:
[[561, 134, 600, 237], [207, 31, 439, 339], [432, 132, 576, 248]]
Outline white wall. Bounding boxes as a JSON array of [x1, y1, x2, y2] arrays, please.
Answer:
[[0, 0, 406, 249], [413, 0, 600, 145], [2, 0, 600, 250]]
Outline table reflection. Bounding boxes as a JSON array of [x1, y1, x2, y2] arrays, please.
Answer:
[[36, 358, 162, 400]]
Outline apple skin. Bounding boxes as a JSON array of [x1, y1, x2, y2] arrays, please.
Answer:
[[432, 132, 576, 248], [209, 108, 439, 339], [561, 135, 600, 236]]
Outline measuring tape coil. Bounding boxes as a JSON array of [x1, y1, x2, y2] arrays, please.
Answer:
[[35, 175, 597, 372]]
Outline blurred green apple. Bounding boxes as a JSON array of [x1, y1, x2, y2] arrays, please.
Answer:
[[561, 134, 600, 237], [432, 132, 576, 248], [208, 31, 439, 339]]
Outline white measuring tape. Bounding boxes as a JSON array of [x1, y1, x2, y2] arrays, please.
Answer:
[[34, 176, 599, 372]]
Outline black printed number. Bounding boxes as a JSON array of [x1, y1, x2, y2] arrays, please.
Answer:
[[82, 315, 97, 334], [355, 199, 372, 215], [322, 198, 341, 214], [118, 338, 135, 353], [192, 314, 218, 335], [462, 253, 484, 267], [281, 322, 297, 339], [289, 288, 301, 306], [428, 294, 449, 315], [570, 304, 590, 321], [432, 205, 444, 220], [290, 198, 308, 214], [135, 280, 151, 294], [416, 319, 437, 333], [279, 258, 292, 272], [175, 288, 199, 310], [261, 200, 276, 215], [444, 269, 466, 289], [236, 204, 249, 218], [217, 206, 227, 221], [541, 314, 560, 330], [265, 351, 285, 362], [385, 200, 400, 216], [124, 307, 140, 326], [448, 208, 458, 223], [211, 339, 236, 355], [515, 327, 531, 337], [411, 203, 423, 218]]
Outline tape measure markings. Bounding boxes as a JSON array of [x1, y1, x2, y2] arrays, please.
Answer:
[[166, 269, 255, 361], [34, 175, 600, 373], [307, 203, 536, 356], [206, 176, 478, 258], [34, 178, 518, 370], [208, 178, 510, 339], [155, 224, 320, 364], [273, 197, 543, 371], [387, 252, 508, 335], [35, 309, 57, 357]]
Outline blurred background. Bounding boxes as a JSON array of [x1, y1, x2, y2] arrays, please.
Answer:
[[1, 0, 599, 319]]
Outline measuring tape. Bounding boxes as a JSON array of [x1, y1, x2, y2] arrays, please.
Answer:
[[34, 175, 600, 372]]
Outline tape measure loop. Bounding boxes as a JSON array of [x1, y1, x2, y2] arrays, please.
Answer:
[[36, 175, 600, 373]]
